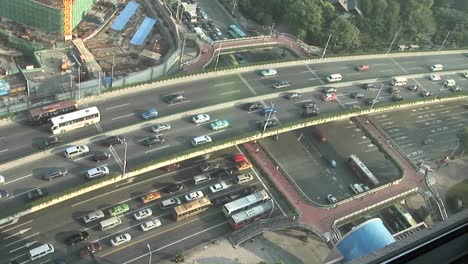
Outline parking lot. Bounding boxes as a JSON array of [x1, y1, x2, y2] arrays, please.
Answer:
[[370, 100, 468, 166], [260, 119, 400, 205]]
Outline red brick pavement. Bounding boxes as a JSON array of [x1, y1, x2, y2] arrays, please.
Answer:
[[183, 35, 310, 72], [243, 115, 428, 234]]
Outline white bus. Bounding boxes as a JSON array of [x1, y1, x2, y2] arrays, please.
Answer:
[[326, 73, 343, 83], [222, 189, 270, 217], [50, 106, 100, 134], [99, 216, 122, 231]]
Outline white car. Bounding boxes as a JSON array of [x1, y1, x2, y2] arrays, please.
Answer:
[[0, 175, 4, 185], [141, 219, 162, 231], [83, 210, 105, 224], [429, 74, 441, 81], [85, 166, 110, 179], [464, 72, 468, 78], [209, 182, 229, 193], [260, 68, 277, 77], [327, 194, 338, 204], [192, 114, 211, 124], [151, 123, 171, 133], [133, 208, 153, 221], [185, 190, 204, 201], [110, 233, 132, 247]]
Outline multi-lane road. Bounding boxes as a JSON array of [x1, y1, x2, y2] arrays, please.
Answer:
[[1, 53, 468, 210]]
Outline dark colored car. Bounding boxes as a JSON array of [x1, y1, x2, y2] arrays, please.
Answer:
[[0, 189, 9, 199], [352, 93, 365, 99], [303, 102, 318, 109], [363, 83, 376, 90], [144, 135, 165, 146], [166, 94, 186, 104], [392, 94, 404, 101], [303, 108, 320, 117], [365, 98, 379, 105], [407, 85, 419, 92], [80, 243, 102, 257], [200, 163, 220, 172], [93, 151, 111, 162], [27, 188, 48, 201], [162, 183, 184, 194], [65, 231, 89, 245], [40, 136, 62, 150], [43, 167, 68, 181], [162, 163, 181, 171], [257, 119, 278, 129], [245, 103, 263, 112], [104, 136, 125, 146], [208, 168, 233, 179]]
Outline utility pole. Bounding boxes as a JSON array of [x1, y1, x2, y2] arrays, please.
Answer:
[[387, 27, 403, 55], [438, 31, 451, 53], [371, 82, 384, 110], [321, 34, 332, 59], [123, 141, 128, 177], [214, 42, 222, 71], [261, 102, 275, 136], [77, 65, 81, 100], [270, 22, 275, 37], [111, 54, 115, 88], [232, 0, 239, 16]]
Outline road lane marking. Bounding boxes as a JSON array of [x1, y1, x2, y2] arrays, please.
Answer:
[[391, 58, 409, 74], [5, 174, 33, 185], [162, 91, 184, 96], [74, 154, 94, 161], [348, 73, 360, 75], [4, 228, 31, 239], [111, 113, 134, 120], [206, 130, 226, 136], [237, 74, 257, 95], [9, 241, 37, 253], [144, 144, 171, 153], [4, 232, 40, 247], [308, 77, 319, 80], [220, 90, 240, 95], [373, 63, 387, 66], [0, 149, 8, 153], [408, 67, 420, 70], [1, 220, 33, 233], [213, 82, 234, 87], [304, 64, 324, 84], [379, 69, 394, 72], [105, 103, 130, 110]]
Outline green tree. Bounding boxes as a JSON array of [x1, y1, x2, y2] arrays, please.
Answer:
[[329, 16, 361, 50], [459, 127, 468, 153], [282, 0, 324, 42]]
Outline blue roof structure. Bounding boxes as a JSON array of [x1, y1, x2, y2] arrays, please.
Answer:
[[130, 17, 157, 46], [336, 218, 395, 262], [111, 1, 140, 31]]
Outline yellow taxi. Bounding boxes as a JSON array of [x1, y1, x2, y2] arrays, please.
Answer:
[[140, 191, 162, 203]]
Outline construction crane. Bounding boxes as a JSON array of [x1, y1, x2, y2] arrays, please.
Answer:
[[63, 0, 73, 40]]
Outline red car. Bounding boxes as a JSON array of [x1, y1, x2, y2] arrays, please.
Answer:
[[163, 163, 181, 171], [322, 93, 337, 101], [80, 243, 102, 257], [357, 64, 370, 71], [234, 153, 247, 163]]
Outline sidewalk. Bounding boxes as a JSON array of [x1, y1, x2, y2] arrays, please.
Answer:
[[242, 115, 429, 234]]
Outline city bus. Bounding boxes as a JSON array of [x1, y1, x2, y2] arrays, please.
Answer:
[[222, 189, 270, 217], [347, 154, 380, 186], [28, 100, 78, 125], [230, 200, 274, 230], [173, 197, 212, 221], [50, 106, 100, 134], [229, 24, 246, 38]]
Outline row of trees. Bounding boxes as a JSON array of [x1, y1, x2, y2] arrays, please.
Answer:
[[237, 0, 468, 52]]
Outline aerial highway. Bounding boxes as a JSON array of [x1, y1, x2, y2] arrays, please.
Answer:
[[0, 53, 466, 163], [0, 53, 468, 210]]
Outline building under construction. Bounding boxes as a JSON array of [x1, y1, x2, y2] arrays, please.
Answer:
[[0, 0, 95, 38]]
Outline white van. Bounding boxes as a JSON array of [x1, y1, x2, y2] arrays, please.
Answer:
[[64, 145, 89, 158], [99, 217, 122, 231], [430, 64, 444, 72], [391, 77, 408, 87], [350, 184, 364, 194], [191, 135, 212, 147], [444, 79, 456, 87], [236, 173, 254, 184], [325, 74, 343, 83], [193, 175, 211, 185], [29, 243, 55, 260]]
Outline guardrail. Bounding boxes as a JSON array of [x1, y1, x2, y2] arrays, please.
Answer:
[[1, 92, 467, 225]]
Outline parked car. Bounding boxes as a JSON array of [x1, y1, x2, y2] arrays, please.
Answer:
[[141, 108, 159, 120], [272, 80, 291, 89], [104, 135, 125, 146], [93, 151, 111, 162], [352, 93, 365, 99], [327, 194, 338, 204], [257, 119, 278, 129], [151, 123, 172, 133], [65, 231, 89, 245], [162, 183, 184, 194], [141, 219, 162, 231], [43, 167, 68, 181], [144, 135, 165, 146], [166, 94, 186, 104], [185, 191, 204, 201], [200, 163, 220, 172], [26, 188, 48, 201], [210, 182, 229, 193], [192, 114, 211, 124], [108, 203, 130, 216], [40, 136, 61, 149], [80, 243, 102, 257], [429, 74, 441, 81], [286, 92, 302, 100], [134, 208, 153, 220], [245, 103, 263, 112], [260, 68, 277, 77], [110, 233, 132, 247], [450, 86, 462, 92], [420, 90, 433, 97]]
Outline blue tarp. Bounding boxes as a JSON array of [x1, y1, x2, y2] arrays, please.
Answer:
[[0, 80, 10, 96], [130, 17, 157, 46], [111, 1, 140, 31]]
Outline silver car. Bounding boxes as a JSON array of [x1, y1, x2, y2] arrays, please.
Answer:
[[151, 123, 172, 133]]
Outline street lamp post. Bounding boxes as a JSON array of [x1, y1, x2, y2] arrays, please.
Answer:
[[387, 27, 403, 55], [147, 244, 152, 264], [371, 82, 384, 110], [438, 31, 452, 53], [321, 34, 332, 59], [214, 42, 223, 71], [77, 65, 81, 100], [261, 102, 274, 136]]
